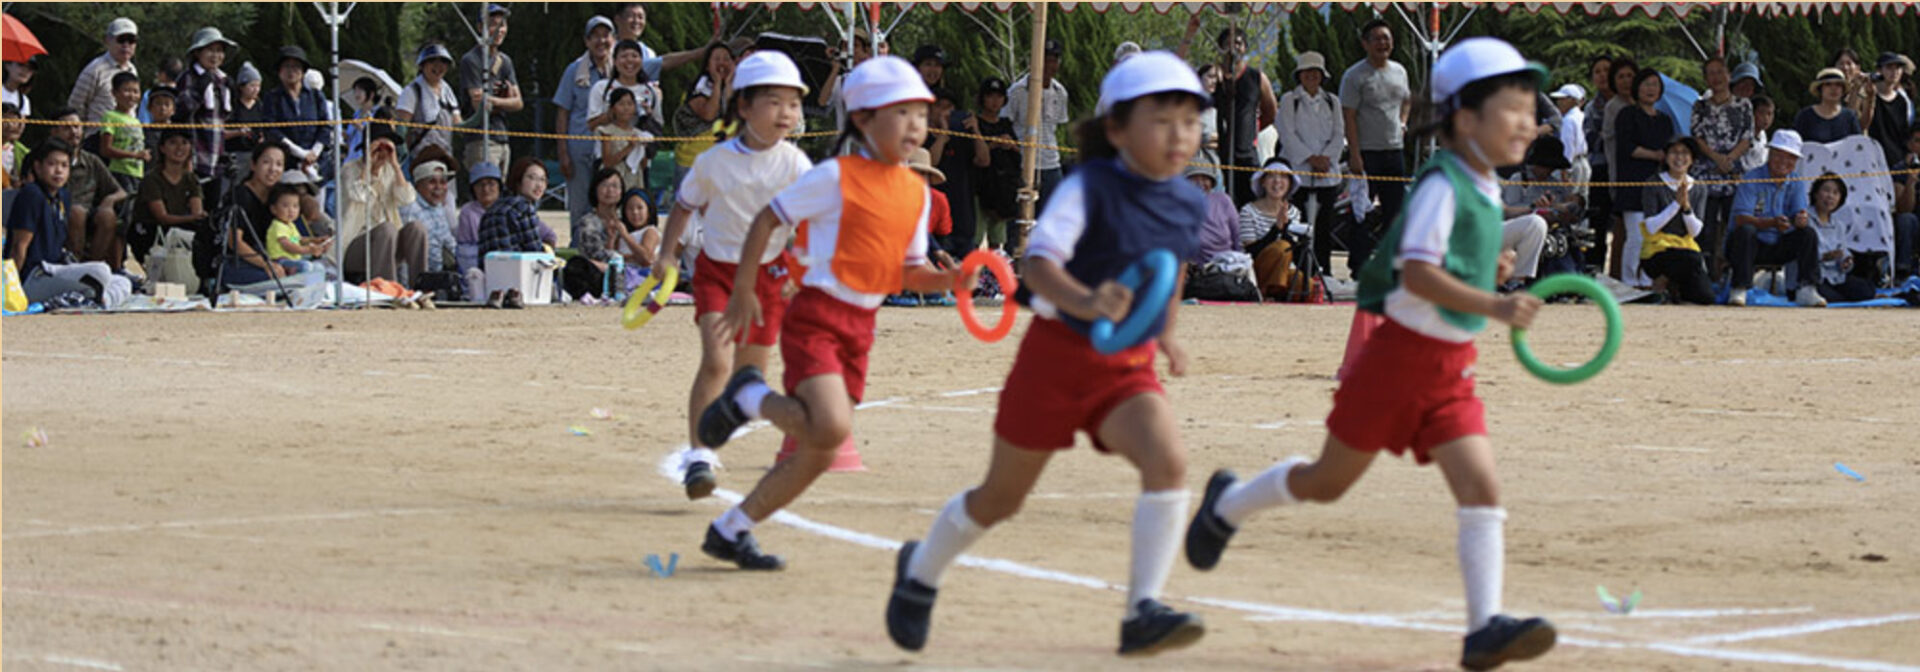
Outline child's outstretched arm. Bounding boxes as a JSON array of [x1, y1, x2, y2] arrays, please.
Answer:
[[1024, 257, 1134, 324], [1403, 256, 1540, 329], [714, 206, 785, 345]]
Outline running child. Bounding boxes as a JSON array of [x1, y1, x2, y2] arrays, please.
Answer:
[[652, 50, 814, 500], [694, 56, 965, 570], [885, 52, 1210, 657], [1183, 39, 1557, 671]]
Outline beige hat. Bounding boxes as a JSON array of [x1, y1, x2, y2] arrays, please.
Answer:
[[1293, 51, 1329, 79], [411, 160, 455, 183], [1809, 68, 1847, 94], [907, 148, 945, 185]]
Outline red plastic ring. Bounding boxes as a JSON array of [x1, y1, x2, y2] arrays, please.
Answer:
[[956, 250, 1018, 343]]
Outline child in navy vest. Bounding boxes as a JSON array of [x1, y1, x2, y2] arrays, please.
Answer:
[[887, 52, 1212, 658]]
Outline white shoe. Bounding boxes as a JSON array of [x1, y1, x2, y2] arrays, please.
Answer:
[[1796, 286, 1828, 307], [1728, 288, 1748, 306]]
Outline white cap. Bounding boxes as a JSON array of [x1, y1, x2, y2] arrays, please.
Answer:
[[107, 18, 138, 38], [733, 50, 809, 95], [1768, 129, 1805, 158], [842, 56, 934, 112], [1113, 41, 1143, 64], [1549, 83, 1586, 101], [1095, 51, 1210, 116], [1431, 37, 1547, 104]]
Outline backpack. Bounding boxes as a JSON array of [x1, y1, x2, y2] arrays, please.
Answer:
[[1184, 262, 1261, 302]]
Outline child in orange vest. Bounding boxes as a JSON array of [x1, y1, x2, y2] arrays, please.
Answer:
[[694, 56, 971, 570]]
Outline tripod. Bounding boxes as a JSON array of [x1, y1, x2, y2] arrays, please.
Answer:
[[208, 204, 292, 309]]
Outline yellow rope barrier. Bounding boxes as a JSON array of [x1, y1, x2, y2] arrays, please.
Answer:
[[17, 117, 838, 144]]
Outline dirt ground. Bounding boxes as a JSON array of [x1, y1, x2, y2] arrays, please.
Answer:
[[4, 302, 1919, 671]]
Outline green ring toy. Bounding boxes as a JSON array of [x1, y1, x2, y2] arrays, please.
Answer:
[[1510, 274, 1622, 385]]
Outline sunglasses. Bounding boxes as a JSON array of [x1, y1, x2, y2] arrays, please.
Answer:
[[117, 35, 139, 46]]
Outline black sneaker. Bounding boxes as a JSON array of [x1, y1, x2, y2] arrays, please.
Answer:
[[701, 523, 785, 571], [1460, 615, 1557, 671], [697, 366, 764, 449], [886, 540, 938, 651], [1117, 598, 1205, 657], [1185, 469, 1239, 571], [683, 460, 717, 500]]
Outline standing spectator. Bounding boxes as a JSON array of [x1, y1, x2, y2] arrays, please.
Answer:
[[1638, 136, 1715, 305], [263, 47, 330, 179], [1340, 19, 1412, 228], [1866, 52, 1915, 170], [173, 27, 237, 184], [1583, 56, 1614, 272], [1003, 37, 1069, 251], [913, 45, 947, 90], [1195, 65, 1223, 170], [930, 86, 980, 257], [1796, 68, 1863, 144], [1614, 70, 1674, 287], [399, 159, 460, 274], [398, 44, 463, 164], [1601, 58, 1639, 278], [141, 89, 176, 171], [1806, 174, 1876, 303], [67, 18, 139, 134], [613, 2, 716, 83], [1742, 95, 1777, 174], [1278, 51, 1345, 276], [1549, 84, 1589, 191], [49, 108, 129, 271], [1726, 130, 1823, 307], [97, 72, 148, 197], [3, 58, 36, 117], [227, 63, 265, 156], [589, 40, 662, 132], [339, 127, 429, 285], [1833, 48, 1878, 128], [1214, 26, 1278, 206], [1, 104, 21, 189], [1689, 57, 1753, 276], [1729, 62, 1763, 100], [972, 77, 1019, 253], [555, 16, 617, 223], [129, 129, 205, 266], [458, 4, 521, 175], [139, 58, 185, 125], [597, 88, 652, 195], [669, 43, 735, 189], [1892, 126, 1920, 278]]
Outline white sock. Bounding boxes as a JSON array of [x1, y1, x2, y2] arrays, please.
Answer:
[[733, 382, 771, 420], [682, 447, 721, 470], [1126, 489, 1190, 619], [906, 491, 986, 588], [1215, 456, 1307, 527], [1458, 506, 1508, 631], [714, 506, 757, 543]]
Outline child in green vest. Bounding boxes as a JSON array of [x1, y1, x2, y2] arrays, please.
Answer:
[[98, 72, 149, 196], [1185, 38, 1556, 671]]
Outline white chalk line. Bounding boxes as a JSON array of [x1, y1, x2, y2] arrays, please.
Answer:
[[2, 507, 480, 540], [363, 622, 531, 645], [1619, 444, 1715, 454], [3, 654, 126, 671], [1683, 613, 1920, 646], [656, 393, 1920, 672]]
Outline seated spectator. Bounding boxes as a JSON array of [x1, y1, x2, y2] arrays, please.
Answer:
[[6, 139, 89, 302], [339, 127, 429, 285], [457, 161, 501, 280], [565, 168, 628, 300], [909, 147, 954, 306], [1727, 130, 1825, 307], [1807, 174, 1876, 303], [129, 129, 206, 265], [616, 188, 662, 270], [1637, 136, 1715, 305], [1185, 164, 1239, 265], [1894, 126, 1920, 278], [478, 156, 553, 260], [1501, 136, 1583, 284], [400, 159, 461, 276], [48, 107, 129, 271], [596, 87, 652, 195], [1238, 159, 1306, 298], [1795, 69, 1863, 144], [225, 144, 293, 287], [265, 183, 332, 275]]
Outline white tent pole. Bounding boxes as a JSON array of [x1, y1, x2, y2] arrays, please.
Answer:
[[328, 1, 345, 308], [1015, 1, 1047, 258]]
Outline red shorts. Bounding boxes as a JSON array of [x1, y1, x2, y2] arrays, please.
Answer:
[[1325, 318, 1485, 465], [780, 288, 879, 402], [995, 318, 1163, 452], [693, 253, 789, 347]]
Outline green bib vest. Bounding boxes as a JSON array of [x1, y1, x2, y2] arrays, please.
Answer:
[[1355, 149, 1502, 334]]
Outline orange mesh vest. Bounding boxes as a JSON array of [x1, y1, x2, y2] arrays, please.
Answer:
[[830, 156, 926, 294]]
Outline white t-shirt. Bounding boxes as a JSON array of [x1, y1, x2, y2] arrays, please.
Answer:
[[771, 156, 931, 309], [587, 79, 662, 126], [678, 137, 811, 265], [1560, 106, 1588, 161], [1387, 158, 1501, 343], [3, 85, 29, 117], [1024, 172, 1090, 320]]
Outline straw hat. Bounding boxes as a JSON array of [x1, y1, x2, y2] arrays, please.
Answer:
[[1808, 68, 1847, 94], [907, 148, 945, 185]]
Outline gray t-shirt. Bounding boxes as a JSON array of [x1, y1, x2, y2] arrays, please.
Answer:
[[458, 46, 519, 143], [1338, 59, 1410, 151]]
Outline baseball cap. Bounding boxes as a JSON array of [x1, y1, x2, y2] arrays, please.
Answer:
[[1044, 39, 1063, 56], [1095, 51, 1210, 116], [1430, 38, 1548, 105], [486, 3, 511, 17], [732, 50, 809, 95], [912, 45, 947, 66], [1549, 83, 1586, 101], [106, 18, 138, 38], [417, 44, 454, 67], [842, 56, 934, 112], [468, 161, 503, 186], [585, 16, 615, 37], [1768, 129, 1804, 158], [412, 160, 455, 183]]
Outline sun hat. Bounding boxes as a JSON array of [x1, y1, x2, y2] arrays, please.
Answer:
[[1768, 129, 1805, 158], [1096, 51, 1210, 116], [1250, 159, 1295, 200], [732, 50, 809, 95], [417, 44, 454, 68], [842, 56, 934, 112], [276, 46, 312, 72], [1875, 52, 1915, 73], [1431, 38, 1548, 106], [1730, 62, 1762, 88], [468, 161, 503, 186], [906, 147, 945, 184], [187, 27, 238, 54], [1293, 51, 1330, 79], [1808, 67, 1847, 94]]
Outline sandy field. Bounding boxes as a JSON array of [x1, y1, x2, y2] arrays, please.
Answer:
[[4, 301, 1919, 671]]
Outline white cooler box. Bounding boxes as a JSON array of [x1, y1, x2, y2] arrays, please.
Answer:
[[484, 252, 560, 305]]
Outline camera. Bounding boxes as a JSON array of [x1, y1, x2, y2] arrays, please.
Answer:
[[1871, 72, 1887, 83]]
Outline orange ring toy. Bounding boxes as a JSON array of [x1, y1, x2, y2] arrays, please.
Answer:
[[956, 250, 1018, 343]]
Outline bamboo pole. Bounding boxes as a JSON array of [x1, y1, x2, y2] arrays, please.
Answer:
[[1015, 2, 1048, 258]]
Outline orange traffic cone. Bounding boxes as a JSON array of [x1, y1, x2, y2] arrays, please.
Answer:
[[775, 434, 866, 472]]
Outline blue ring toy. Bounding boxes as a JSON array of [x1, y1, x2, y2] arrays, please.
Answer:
[[1090, 249, 1179, 355]]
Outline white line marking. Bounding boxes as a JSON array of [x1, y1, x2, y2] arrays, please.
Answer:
[[3, 507, 475, 540], [1645, 643, 1920, 672], [855, 397, 904, 410], [1619, 444, 1714, 454], [1683, 613, 1920, 645], [363, 622, 530, 644], [39, 655, 125, 671], [939, 387, 1002, 398]]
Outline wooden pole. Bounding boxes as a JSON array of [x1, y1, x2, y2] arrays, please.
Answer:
[[1016, 2, 1048, 257]]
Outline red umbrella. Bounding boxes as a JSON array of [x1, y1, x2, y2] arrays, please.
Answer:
[[3, 13, 49, 63]]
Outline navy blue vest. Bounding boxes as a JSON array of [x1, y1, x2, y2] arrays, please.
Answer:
[[1020, 158, 1205, 341]]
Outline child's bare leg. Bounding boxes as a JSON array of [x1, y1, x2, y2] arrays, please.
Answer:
[[687, 313, 737, 448], [905, 437, 1052, 588], [1188, 435, 1376, 571], [733, 374, 854, 522], [1432, 435, 1505, 631], [1096, 393, 1191, 619]]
